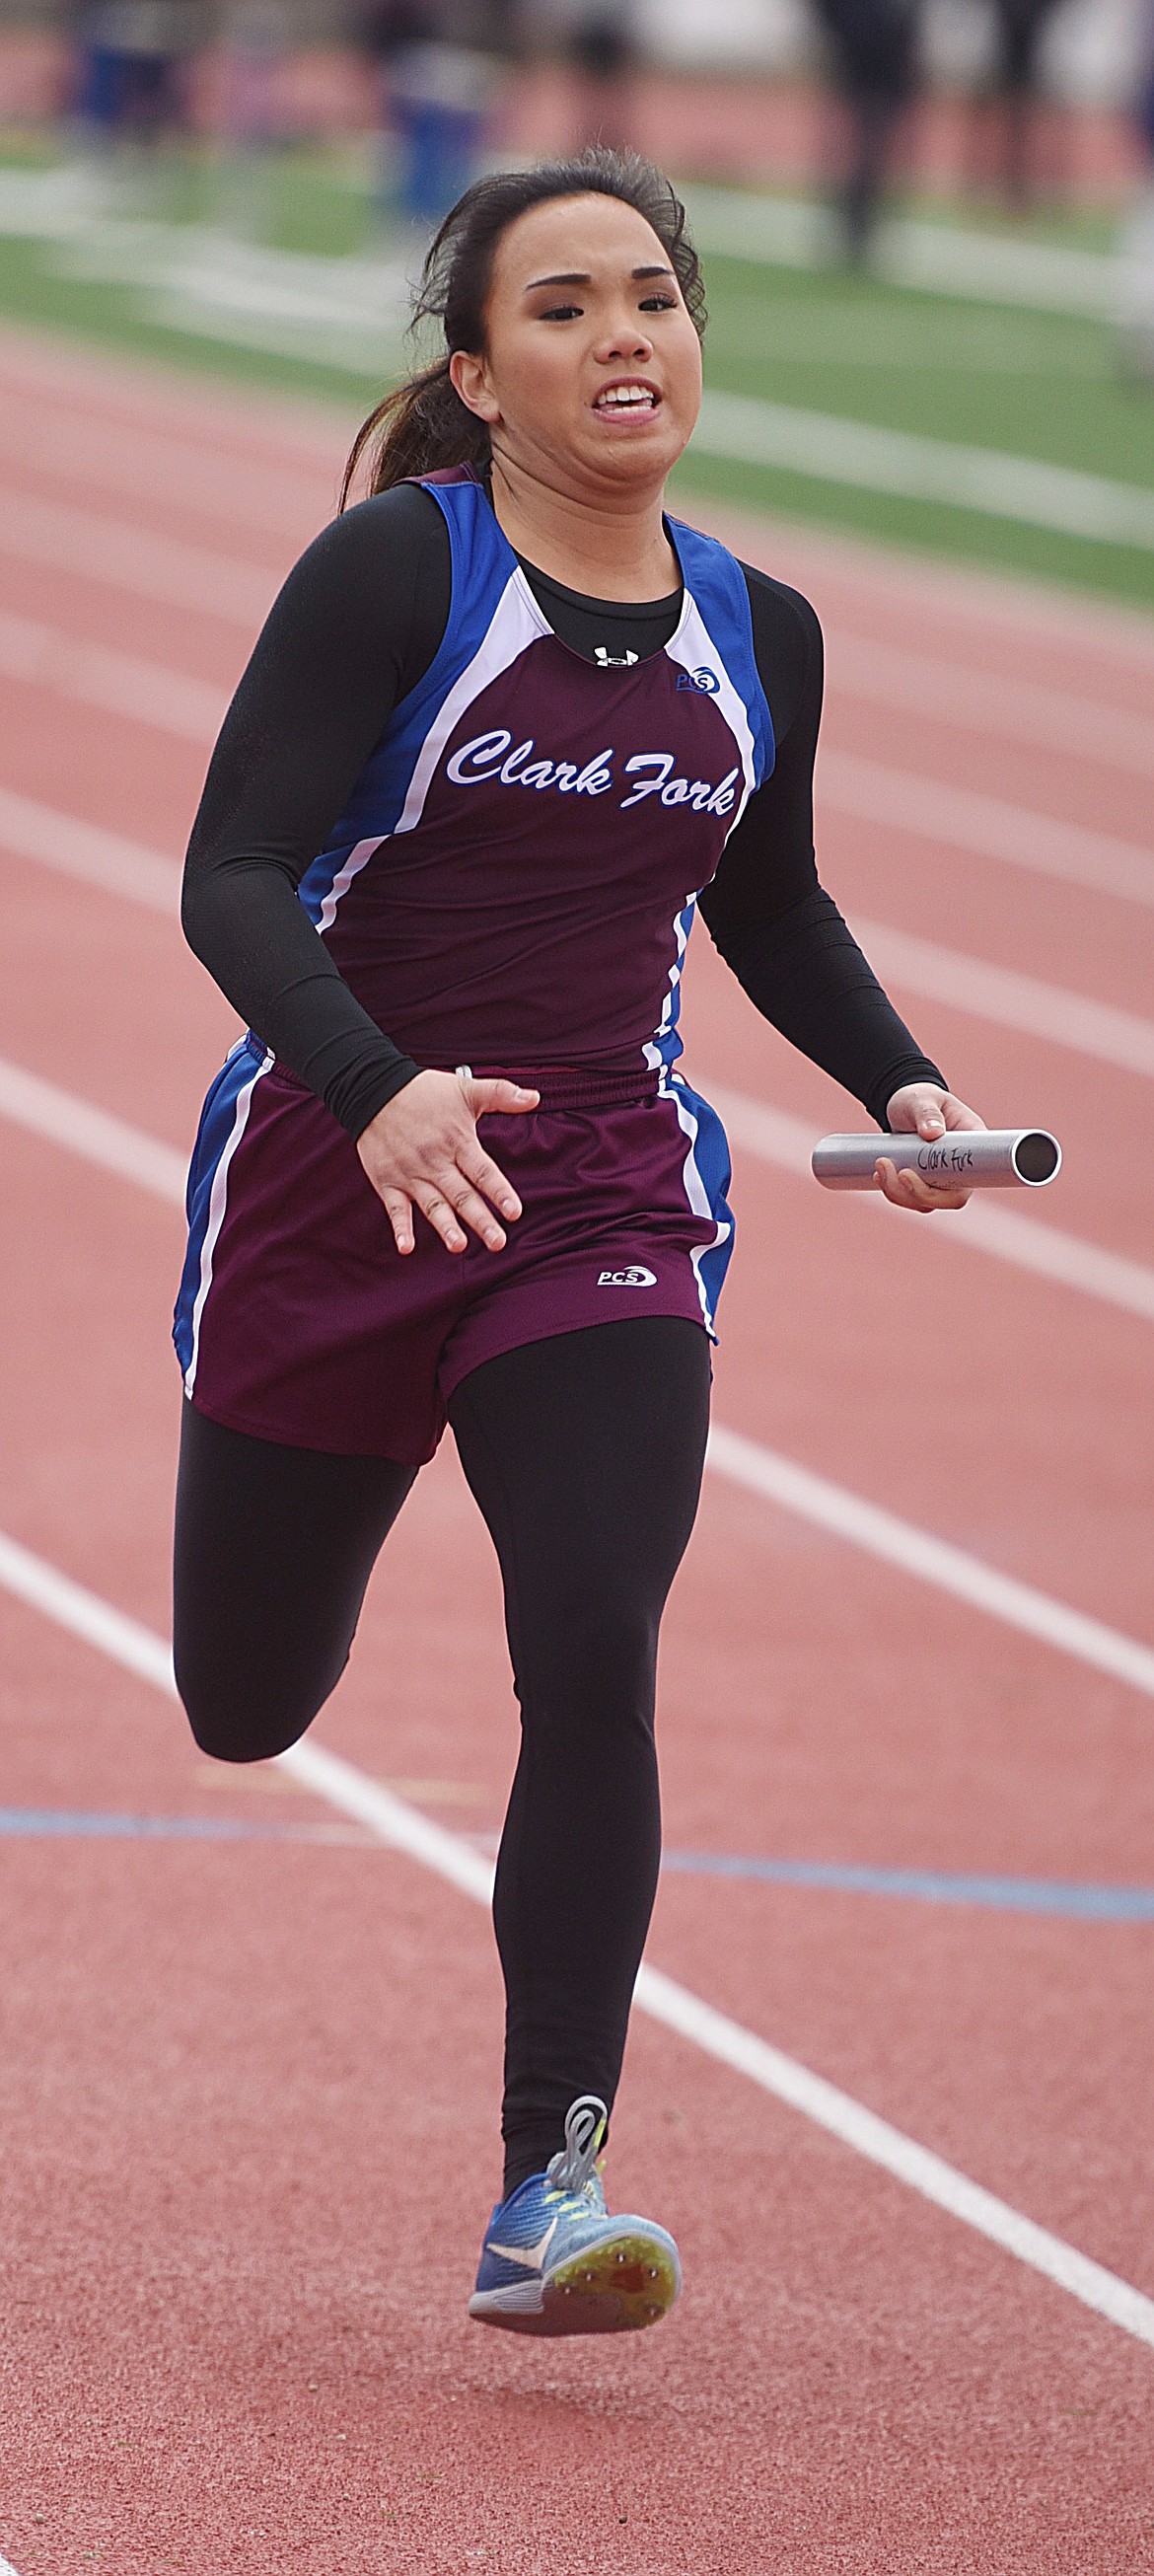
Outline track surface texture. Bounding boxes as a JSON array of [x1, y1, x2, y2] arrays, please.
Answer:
[[1, 327, 1153, 2574]]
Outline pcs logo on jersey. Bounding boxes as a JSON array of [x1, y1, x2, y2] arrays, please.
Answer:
[[676, 667, 720, 695]]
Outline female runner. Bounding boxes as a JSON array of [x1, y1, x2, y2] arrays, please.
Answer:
[[173, 147, 982, 2338]]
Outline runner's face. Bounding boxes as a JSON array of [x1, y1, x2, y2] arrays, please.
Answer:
[[451, 192, 702, 493]]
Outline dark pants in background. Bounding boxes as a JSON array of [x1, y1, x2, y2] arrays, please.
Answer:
[[813, 0, 921, 258]]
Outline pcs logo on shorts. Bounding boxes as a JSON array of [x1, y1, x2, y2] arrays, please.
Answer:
[[598, 1265, 658, 1288]]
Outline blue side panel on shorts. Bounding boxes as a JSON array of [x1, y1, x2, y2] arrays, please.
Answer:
[[173, 1036, 263, 1378], [666, 516, 776, 787], [665, 1070, 736, 1334], [297, 477, 520, 927]]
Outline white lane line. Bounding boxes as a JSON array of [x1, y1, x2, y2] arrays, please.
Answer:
[[821, 749, 1154, 911], [705, 1426, 1154, 1702], [684, 185, 1121, 321], [0, 1059, 187, 1203], [0, 485, 276, 626], [0, 327, 342, 469], [4, 786, 1149, 1078], [2, 1528, 1153, 2355], [827, 632, 1154, 786], [0, 388, 331, 539], [0, 786, 179, 914], [0, 607, 230, 744], [692, 390, 1154, 555], [855, 915, 1154, 1078], [2, 1058, 1152, 1695], [5, 1039, 1152, 1333], [0, 159, 1117, 324], [707, 1084, 1154, 1327], [0, 2552, 24, 2575]]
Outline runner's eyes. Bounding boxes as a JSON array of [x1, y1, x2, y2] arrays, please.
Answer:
[[536, 294, 678, 323]]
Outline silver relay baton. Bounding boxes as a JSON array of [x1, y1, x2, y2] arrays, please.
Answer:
[[812, 1129, 1061, 1192]]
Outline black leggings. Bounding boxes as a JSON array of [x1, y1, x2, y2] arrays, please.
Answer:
[[173, 1318, 711, 2195]]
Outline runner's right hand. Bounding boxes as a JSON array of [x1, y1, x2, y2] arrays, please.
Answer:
[[356, 1069, 540, 1257]]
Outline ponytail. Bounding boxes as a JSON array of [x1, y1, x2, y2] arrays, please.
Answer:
[[340, 145, 706, 510], [339, 357, 488, 512]]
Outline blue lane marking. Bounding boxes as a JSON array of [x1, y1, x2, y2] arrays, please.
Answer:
[[3, 1812, 1152, 1919], [0, 1809, 358, 1843], [660, 1852, 1154, 1921]]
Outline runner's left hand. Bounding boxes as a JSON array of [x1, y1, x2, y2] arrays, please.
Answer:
[[876, 1084, 985, 1214]]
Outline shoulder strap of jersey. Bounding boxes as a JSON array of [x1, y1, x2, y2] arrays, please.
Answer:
[[666, 514, 775, 783], [404, 468, 523, 684]]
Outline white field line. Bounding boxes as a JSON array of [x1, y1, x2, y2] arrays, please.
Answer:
[[0, 322, 345, 470], [0, 161, 1118, 324], [0, 383, 333, 539], [0, 1059, 187, 1203], [706, 1085, 1154, 1327], [684, 186, 1121, 322], [827, 631, 1154, 786], [0, 608, 230, 744], [855, 916, 1154, 1078], [0, 2552, 23, 2575], [685, 492, 1154, 683], [705, 1426, 1154, 1701], [2, 1057, 1152, 1696], [0, 785, 179, 914], [0, 485, 276, 626], [821, 751, 1154, 911], [2, 1533, 1154, 2354], [693, 389, 1154, 555]]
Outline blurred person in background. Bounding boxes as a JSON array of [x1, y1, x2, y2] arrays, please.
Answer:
[[217, 1, 288, 236], [567, 0, 639, 154], [812, 0, 921, 261], [1117, 0, 1154, 382], [358, 0, 516, 231], [72, 0, 202, 159], [969, 0, 1065, 210]]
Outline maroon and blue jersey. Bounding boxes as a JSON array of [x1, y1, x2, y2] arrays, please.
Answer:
[[298, 470, 774, 1080]]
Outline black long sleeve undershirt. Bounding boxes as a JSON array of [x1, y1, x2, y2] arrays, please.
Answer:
[[181, 481, 945, 1140]]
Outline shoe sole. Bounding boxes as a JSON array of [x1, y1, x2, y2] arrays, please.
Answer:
[[469, 2228, 682, 2336]]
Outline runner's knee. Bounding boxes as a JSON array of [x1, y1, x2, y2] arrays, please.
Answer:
[[517, 1583, 660, 1741], [175, 1649, 341, 1765]]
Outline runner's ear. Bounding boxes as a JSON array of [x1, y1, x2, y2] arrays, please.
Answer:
[[450, 349, 500, 425]]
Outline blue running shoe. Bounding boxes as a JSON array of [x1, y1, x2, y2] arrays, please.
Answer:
[[468, 2094, 682, 2335]]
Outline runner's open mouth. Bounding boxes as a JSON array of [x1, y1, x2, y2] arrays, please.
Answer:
[[593, 381, 661, 416]]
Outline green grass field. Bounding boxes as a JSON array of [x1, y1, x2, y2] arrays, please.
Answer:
[[1, 136, 1152, 612]]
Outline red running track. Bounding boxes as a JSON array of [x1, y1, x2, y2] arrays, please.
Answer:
[[1, 326, 1153, 2573]]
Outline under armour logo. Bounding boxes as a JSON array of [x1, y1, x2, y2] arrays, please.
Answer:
[[594, 645, 639, 668]]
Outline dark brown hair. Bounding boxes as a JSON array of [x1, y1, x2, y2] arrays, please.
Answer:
[[339, 145, 706, 510]]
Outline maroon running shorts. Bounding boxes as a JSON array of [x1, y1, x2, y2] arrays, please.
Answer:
[[176, 1046, 735, 1464]]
